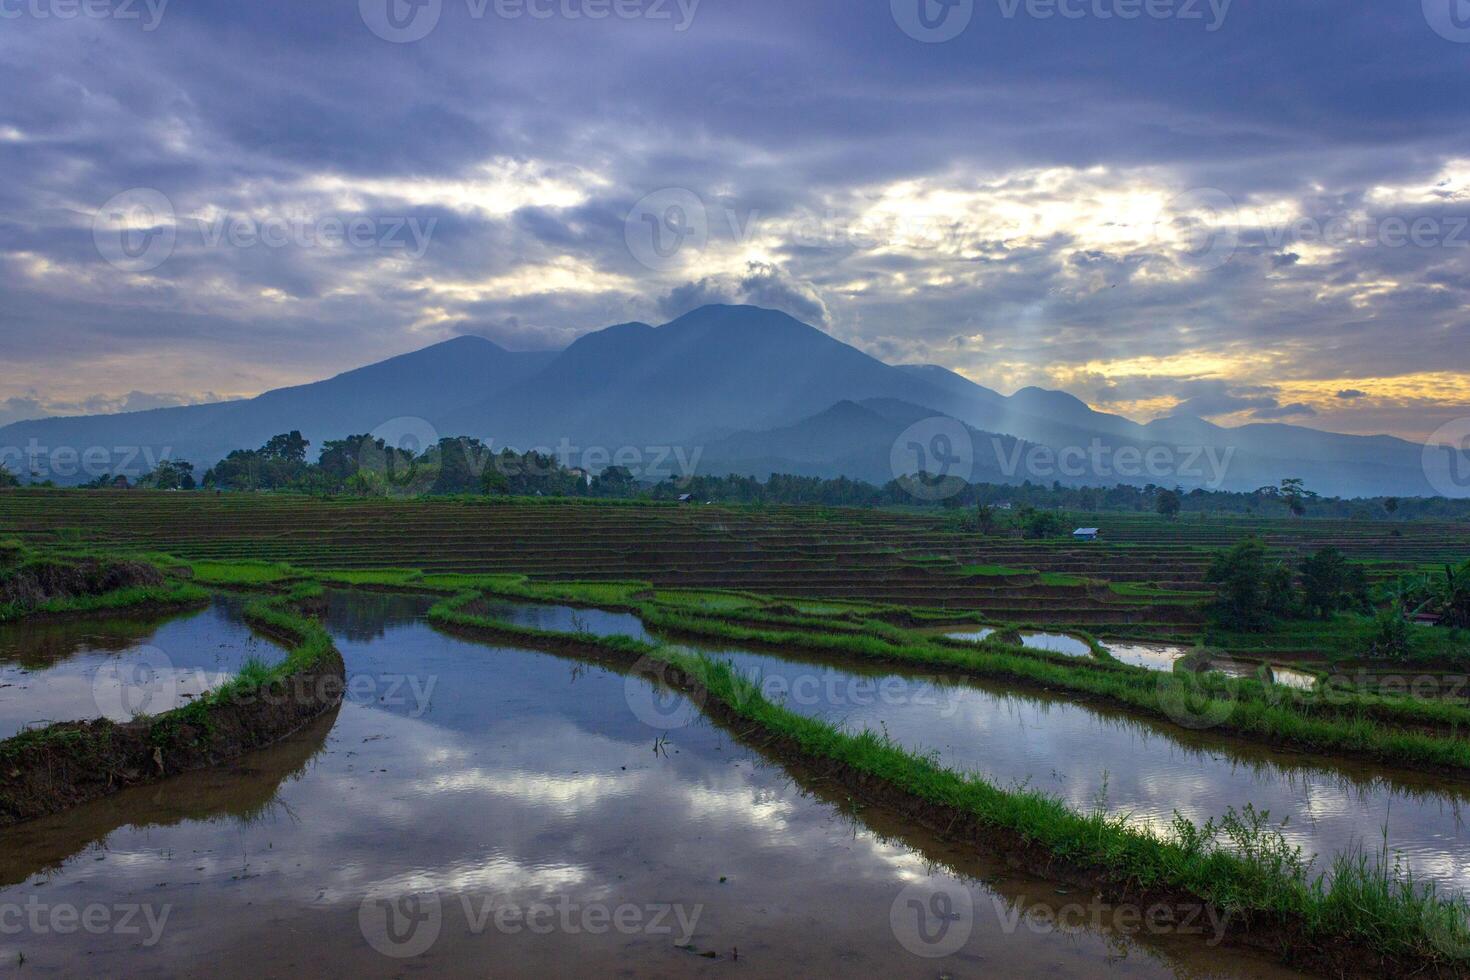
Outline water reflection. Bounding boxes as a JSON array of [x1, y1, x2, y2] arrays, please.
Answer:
[[0, 598, 284, 738], [701, 644, 1470, 895], [0, 592, 1300, 978]]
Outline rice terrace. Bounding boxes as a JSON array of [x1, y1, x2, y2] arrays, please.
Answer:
[[1, 481, 1469, 977], [9, 1, 1470, 977]]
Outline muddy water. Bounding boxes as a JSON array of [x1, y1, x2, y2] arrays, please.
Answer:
[[0, 591, 1300, 978], [0, 598, 283, 739], [692, 643, 1470, 896]]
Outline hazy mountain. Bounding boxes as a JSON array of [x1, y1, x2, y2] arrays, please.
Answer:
[[451, 305, 963, 447], [0, 304, 1445, 497], [701, 399, 1035, 485], [0, 337, 553, 477]]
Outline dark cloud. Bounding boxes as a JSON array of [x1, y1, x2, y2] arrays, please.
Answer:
[[1336, 389, 1369, 400], [659, 264, 830, 326], [1171, 381, 1282, 419], [1253, 402, 1319, 420]]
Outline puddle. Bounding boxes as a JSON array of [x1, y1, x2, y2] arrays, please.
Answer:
[[1019, 632, 1092, 657], [699, 644, 1470, 896], [0, 598, 285, 739], [945, 627, 996, 643], [944, 628, 1092, 658], [0, 592, 1302, 978], [1102, 642, 1192, 672], [1101, 642, 1320, 691], [471, 598, 652, 642]]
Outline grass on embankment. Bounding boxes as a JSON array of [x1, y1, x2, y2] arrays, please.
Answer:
[[1, 582, 336, 757], [447, 567, 1470, 762], [428, 596, 1470, 975], [628, 606, 1470, 774], [0, 582, 343, 824], [1209, 615, 1470, 669], [0, 544, 209, 623], [161, 557, 1470, 772], [298, 566, 1470, 776]]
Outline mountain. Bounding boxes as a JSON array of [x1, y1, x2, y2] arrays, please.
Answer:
[[701, 398, 1034, 485], [0, 304, 1448, 497], [0, 337, 553, 477], [449, 305, 965, 447]]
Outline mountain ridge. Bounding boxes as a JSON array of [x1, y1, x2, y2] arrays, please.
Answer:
[[0, 304, 1443, 497]]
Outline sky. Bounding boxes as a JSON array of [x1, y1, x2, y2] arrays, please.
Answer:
[[2, 0, 1468, 441]]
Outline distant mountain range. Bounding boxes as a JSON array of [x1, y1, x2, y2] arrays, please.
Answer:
[[0, 304, 1446, 497]]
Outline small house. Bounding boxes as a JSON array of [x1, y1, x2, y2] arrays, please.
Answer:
[[677, 493, 694, 504], [1072, 527, 1100, 542]]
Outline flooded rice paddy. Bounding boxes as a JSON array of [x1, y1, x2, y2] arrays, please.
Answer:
[[0, 590, 1307, 976], [1017, 631, 1093, 657], [1100, 642, 1319, 691], [464, 604, 1469, 896], [0, 598, 282, 739], [945, 628, 1091, 659]]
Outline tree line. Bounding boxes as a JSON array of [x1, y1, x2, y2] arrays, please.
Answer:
[[18, 429, 1470, 519]]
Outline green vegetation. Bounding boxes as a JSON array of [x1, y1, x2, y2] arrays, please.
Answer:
[[188, 560, 298, 587], [1392, 561, 1470, 630], [1205, 538, 1296, 630], [0, 544, 207, 623]]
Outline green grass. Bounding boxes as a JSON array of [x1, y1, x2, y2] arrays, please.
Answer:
[[315, 568, 426, 587], [0, 544, 210, 624], [186, 559, 298, 586], [172, 585, 337, 721], [1209, 615, 1470, 667], [651, 589, 762, 612], [0, 582, 210, 623], [958, 563, 1036, 577]]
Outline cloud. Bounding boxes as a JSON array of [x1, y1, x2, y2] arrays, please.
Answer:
[[0, 2, 1466, 440], [1336, 389, 1369, 400], [0, 390, 224, 427], [0, 397, 48, 428], [657, 278, 740, 320], [1252, 402, 1318, 420], [1170, 381, 1284, 419], [658, 264, 830, 326]]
